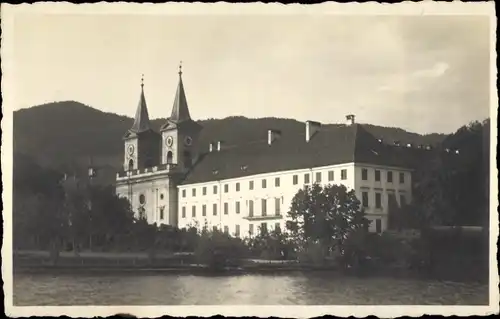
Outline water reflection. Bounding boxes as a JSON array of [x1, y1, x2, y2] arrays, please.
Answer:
[[14, 272, 488, 306]]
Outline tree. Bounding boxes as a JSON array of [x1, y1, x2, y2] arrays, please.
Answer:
[[194, 229, 248, 269], [387, 197, 422, 231], [286, 184, 369, 260], [88, 185, 135, 250], [246, 227, 291, 259], [412, 119, 490, 227]]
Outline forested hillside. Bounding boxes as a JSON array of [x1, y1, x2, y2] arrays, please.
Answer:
[[13, 100, 447, 182]]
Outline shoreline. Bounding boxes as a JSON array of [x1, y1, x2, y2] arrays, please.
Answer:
[[13, 263, 487, 284], [13, 250, 488, 284]]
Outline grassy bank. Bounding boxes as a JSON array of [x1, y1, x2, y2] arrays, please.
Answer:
[[13, 250, 306, 273]]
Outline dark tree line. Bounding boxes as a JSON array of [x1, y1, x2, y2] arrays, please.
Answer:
[[12, 153, 202, 254], [388, 119, 490, 229]]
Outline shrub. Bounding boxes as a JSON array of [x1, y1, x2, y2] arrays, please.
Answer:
[[297, 241, 327, 266], [194, 230, 249, 269]]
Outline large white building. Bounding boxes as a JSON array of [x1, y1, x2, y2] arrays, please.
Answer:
[[116, 65, 418, 237]]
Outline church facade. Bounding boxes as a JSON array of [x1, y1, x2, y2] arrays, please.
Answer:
[[116, 65, 417, 236]]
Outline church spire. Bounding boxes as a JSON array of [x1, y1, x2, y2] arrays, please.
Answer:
[[169, 61, 192, 123], [130, 74, 152, 133]]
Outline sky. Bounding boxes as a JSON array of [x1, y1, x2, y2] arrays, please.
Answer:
[[10, 11, 492, 134]]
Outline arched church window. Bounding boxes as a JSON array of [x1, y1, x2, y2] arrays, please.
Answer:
[[139, 194, 146, 205], [166, 151, 173, 164], [128, 159, 134, 171], [138, 207, 145, 220]]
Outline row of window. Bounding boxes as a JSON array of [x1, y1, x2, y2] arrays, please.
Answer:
[[181, 169, 349, 198], [361, 191, 407, 209], [181, 198, 283, 218], [203, 222, 281, 237], [361, 168, 405, 184]]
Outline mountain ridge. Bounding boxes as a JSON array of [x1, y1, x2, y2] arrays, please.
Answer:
[[13, 101, 448, 184]]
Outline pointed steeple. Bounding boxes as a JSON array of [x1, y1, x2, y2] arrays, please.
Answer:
[[169, 61, 192, 123], [130, 74, 152, 133]]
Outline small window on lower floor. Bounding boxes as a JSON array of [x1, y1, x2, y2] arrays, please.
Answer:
[[315, 172, 322, 183], [224, 226, 229, 234], [362, 192, 369, 208], [304, 173, 310, 184], [274, 223, 281, 233], [375, 193, 382, 209], [328, 170, 334, 181], [235, 225, 240, 237], [260, 222, 267, 235], [341, 169, 347, 180], [400, 194, 406, 206]]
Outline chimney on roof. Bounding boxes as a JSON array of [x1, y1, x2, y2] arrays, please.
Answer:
[[306, 121, 321, 142], [268, 129, 282, 145], [346, 114, 355, 126], [209, 142, 215, 152], [217, 140, 224, 152]]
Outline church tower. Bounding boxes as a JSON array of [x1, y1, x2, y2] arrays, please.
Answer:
[[123, 76, 161, 171], [160, 63, 202, 172]]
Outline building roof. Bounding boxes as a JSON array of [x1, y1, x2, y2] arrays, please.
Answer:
[[180, 124, 426, 185], [169, 69, 191, 124], [129, 80, 152, 134]]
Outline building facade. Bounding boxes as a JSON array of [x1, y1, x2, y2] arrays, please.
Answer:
[[116, 65, 415, 236]]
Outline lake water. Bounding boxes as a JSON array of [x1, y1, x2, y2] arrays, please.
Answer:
[[14, 272, 488, 305]]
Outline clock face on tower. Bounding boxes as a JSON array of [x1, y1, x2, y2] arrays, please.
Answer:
[[184, 136, 193, 146], [165, 136, 174, 147], [127, 145, 135, 155]]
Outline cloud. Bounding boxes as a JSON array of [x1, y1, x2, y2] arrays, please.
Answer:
[[375, 61, 450, 94], [412, 62, 450, 78], [11, 14, 491, 135]]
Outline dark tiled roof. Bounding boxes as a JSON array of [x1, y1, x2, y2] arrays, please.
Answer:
[[169, 74, 191, 123], [181, 124, 424, 185], [130, 85, 152, 134]]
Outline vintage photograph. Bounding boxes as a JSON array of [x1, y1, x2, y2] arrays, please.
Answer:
[[1, 1, 498, 317]]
